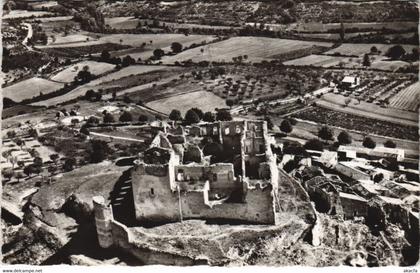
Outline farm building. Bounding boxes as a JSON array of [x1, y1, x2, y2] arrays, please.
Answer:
[[337, 145, 405, 162], [341, 76, 360, 90]]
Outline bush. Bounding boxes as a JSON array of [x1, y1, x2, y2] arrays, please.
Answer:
[[89, 140, 110, 163], [184, 109, 201, 125], [280, 120, 293, 134], [169, 109, 183, 121], [216, 109, 232, 121], [203, 111, 215, 122], [384, 140, 396, 148], [318, 126, 334, 141], [337, 131, 352, 145], [304, 138, 324, 151], [363, 137, 376, 149], [138, 115, 148, 122], [119, 111, 133, 122], [103, 113, 115, 123]]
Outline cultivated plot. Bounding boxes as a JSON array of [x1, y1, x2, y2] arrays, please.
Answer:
[[3, 78, 64, 102], [146, 90, 228, 115], [162, 37, 333, 63], [50, 61, 116, 83], [389, 81, 420, 112]]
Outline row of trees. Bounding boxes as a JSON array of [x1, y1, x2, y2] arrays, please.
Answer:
[[169, 108, 232, 125]]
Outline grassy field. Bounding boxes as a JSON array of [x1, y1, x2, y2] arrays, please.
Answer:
[[295, 21, 418, 32], [3, 10, 53, 19], [325, 43, 418, 56], [3, 78, 64, 102], [162, 37, 333, 63], [284, 54, 348, 67], [50, 61, 116, 83], [284, 54, 412, 71], [105, 17, 140, 30], [389, 81, 420, 112], [146, 90, 227, 115]]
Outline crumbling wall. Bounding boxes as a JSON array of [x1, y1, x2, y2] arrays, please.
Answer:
[[339, 196, 368, 219], [179, 183, 276, 224], [131, 163, 180, 222], [93, 196, 113, 248]]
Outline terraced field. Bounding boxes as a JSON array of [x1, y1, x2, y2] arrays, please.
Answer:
[[389, 81, 420, 112], [162, 37, 333, 63]]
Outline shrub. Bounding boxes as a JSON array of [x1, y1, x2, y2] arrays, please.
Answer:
[[318, 126, 334, 141], [203, 111, 215, 122], [216, 110, 232, 121], [337, 131, 352, 145], [384, 140, 396, 148], [304, 138, 324, 151], [119, 111, 133, 122], [169, 109, 183, 121], [280, 120, 293, 134], [184, 109, 201, 125], [363, 137, 376, 149]]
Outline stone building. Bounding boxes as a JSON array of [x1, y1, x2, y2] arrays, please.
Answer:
[[130, 120, 280, 225]]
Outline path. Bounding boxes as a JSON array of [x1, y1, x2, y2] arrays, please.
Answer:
[[89, 132, 145, 143]]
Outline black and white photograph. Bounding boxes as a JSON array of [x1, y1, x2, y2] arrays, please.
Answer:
[[1, 0, 419, 270]]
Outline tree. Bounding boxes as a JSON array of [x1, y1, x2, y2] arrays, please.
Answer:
[[17, 161, 25, 169], [3, 169, 14, 181], [190, 108, 204, 120], [122, 55, 135, 67], [337, 131, 352, 145], [362, 53, 371, 67], [24, 165, 35, 177], [384, 140, 397, 148], [370, 46, 378, 54], [80, 125, 90, 135], [169, 109, 183, 121], [265, 116, 273, 130], [226, 99, 235, 108], [100, 50, 110, 61], [386, 45, 406, 60], [87, 116, 100, 125], [6, 130, 16, 139], [283, 159, 298, 173], [216, 110, 232, 121], [49, 154, 59, 164], [71, 118, 80, 127], [171, 42, 183, 53], [318, 126, 334, 141], [304, 138, 324, 151], [89, 140, 110, 163], [184, 109, 200, 125], [119, 111, 133, 122], [75, 66, 93, 84], [203, 111, 215, 122], [280, 120, 293, 134], [139, 114, 149, 122], [33, 156, 43, 168], [15, 138, 25, 148], [63, 158, 76, 172], [339, 22, 345, 41], [85, 89, 96, 100], [153, 48, 165, 59], [103, 113, 115, 123], [363, 137, 376, 149], [344, 97, 352, 107], [15, 172, 24, 182], [373, 173, 384, 183]]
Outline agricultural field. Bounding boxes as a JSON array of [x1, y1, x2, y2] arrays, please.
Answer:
[[146, 91, 228, 115], [294, 21, 418, 32], [292, 106, 419, 141], [50, 61, 117, 83], [3, 78, 64, 102], [3, 10, 54, 19], [284, 55, 348, 67], [284, 53, 413, 71], [389, 81, 420, 112], [105, 17, 141, 30], [325, 43, 418, 57], [162, 37, 333, 63]]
